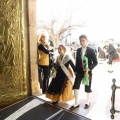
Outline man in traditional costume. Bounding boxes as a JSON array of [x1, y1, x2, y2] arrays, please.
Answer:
[[70, 34, 98, 110]]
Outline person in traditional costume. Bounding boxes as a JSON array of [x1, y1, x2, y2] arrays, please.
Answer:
[[46, 45, 75, 105], [70, 34, 98, 110]]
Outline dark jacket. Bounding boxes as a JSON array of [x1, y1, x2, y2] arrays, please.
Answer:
[[75, 47, 98, 73], [107, 44, 116, 55]]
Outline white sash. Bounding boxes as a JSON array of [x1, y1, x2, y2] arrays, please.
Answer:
[[60, 55, 75, 85]]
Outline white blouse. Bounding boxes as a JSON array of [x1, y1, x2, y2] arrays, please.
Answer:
[[81, 47, 87, 56]]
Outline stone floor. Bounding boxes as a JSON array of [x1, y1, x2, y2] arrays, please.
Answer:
[[36, 60, 120, 120]]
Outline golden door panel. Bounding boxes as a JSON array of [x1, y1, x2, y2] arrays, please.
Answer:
[[0, 0, 28, 108]]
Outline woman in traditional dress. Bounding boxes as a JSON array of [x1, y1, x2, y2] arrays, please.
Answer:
[[46, 45, 75, 105]]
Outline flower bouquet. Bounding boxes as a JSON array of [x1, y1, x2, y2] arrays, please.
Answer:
[[81, 56, 89, 86], [51, 62, 60, 78]]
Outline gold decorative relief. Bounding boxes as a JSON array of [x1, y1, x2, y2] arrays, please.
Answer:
[[0, 0, 27, 108]]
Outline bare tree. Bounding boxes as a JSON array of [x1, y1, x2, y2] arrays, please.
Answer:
[[37, 10, 86, 47]]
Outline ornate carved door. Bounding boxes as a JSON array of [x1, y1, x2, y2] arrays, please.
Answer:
[[0, 0, 28, 108]]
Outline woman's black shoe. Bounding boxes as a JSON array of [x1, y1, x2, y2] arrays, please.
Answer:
[[52, 101, 58, 105], [84, 104, 90, 109], [69, 105, 80, 111]]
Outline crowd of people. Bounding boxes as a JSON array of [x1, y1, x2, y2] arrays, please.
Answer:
[[97, 40, 120, 72], [37, 33, 120, 111], [37, 33, 98, 110]]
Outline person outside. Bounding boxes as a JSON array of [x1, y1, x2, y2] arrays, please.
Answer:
[[117, 44, 120, 53], [70, 34, 98, 110], [92, 45, 97, 57], [38, 33, 52, 94], [105, 40, 118, 72], [98, 41, 107, 61], [46, 45, 75, 105]]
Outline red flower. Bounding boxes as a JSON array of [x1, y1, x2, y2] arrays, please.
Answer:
[[83, 60, 86, 63], [56, 62, 59, 65]]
